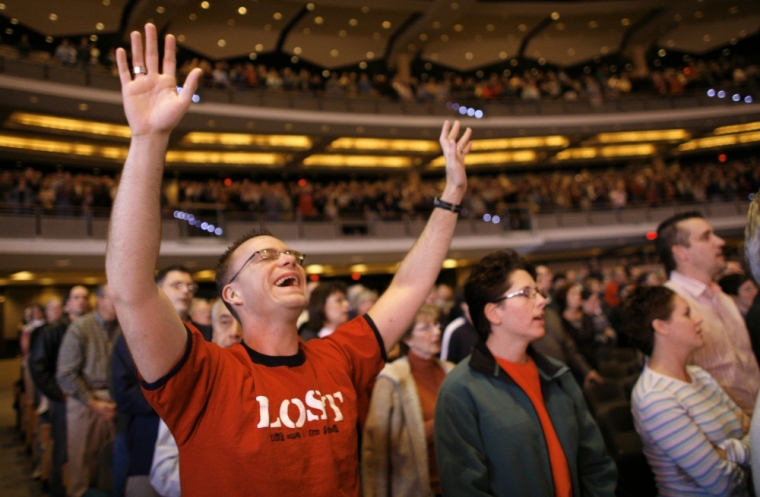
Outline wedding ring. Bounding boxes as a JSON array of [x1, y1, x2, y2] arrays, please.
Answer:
[[133, 66, 147, 76]]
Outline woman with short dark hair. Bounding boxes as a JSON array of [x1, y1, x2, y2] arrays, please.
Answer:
[[621, 285, 751, 497], [434, 249, 616, 497]]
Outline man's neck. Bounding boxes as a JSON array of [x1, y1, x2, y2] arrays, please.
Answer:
[[673, 266, 714, 286], [242, 316, 300, 356]]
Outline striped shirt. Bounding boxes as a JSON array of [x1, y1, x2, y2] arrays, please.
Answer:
[[666, 271, 760, 414], [632, 365, 749, 497]]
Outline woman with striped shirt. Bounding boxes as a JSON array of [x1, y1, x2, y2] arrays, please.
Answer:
[[621, 286, 751, 497]]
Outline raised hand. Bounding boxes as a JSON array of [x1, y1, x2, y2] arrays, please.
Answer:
[[439, 120, 471, 196], [116, 23, 202, 138]]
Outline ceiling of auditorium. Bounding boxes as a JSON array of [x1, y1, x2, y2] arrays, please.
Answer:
[[0, 0, 758, 69]]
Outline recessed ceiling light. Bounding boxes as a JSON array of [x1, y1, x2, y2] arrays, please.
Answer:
[[621, 18, 630, 26], [361, 6, 369, 14], [314, 16, 323, 24], [189, 13, 197, 20], [419, 33, 427, 41], [90, 34, 98, 42], [177, 34, 185, 42], [589, 21, 598, 28], [465, 52, 473, 60], [218, 39, 226, 47], [273, 12, 282, 20], [156, 6, 165, 14], [359, 62, 367, 69], [518, 24, 527, 32], [499, 51, 507, 59], [49, 13, 58, 21], [330, 49, 339, 57], [339, 30, 347, 37], [294, 47, 302, 54], [366, 51, 374, 59], [382, 21, 391, 29], [201, 1, 210, 9], [550, 12, 560, 20], [227, 19, 234, 26], [255, 43, 263, 51], [0, 3, 5, 9], [486, 24, 494, 32], [238, 6, 246, 15], [441, 34, 449, 42], [306, 3, 315, 10], [96, 22, 104, 30], [102, 0, 110, 5], [349, 19, 357, 26], [454, 24, 463, 32], [10, 17, 17, 24]]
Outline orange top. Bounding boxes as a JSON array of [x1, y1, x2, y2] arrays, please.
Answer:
[[496, 356, 573, 497]]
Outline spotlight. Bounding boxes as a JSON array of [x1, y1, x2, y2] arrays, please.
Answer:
[[483, 213, 492, 222], [707, 89, 716, 97], [732, 94, 740, 102], [492, 215, 501, 224], [745, 96, 753, 104], [717, 90, 726, 99]]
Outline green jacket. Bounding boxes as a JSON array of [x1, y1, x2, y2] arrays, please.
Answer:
[[434, 342, 617, 497]]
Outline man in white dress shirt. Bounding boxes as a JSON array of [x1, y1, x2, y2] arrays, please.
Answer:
[[656, 211, 760, 414]]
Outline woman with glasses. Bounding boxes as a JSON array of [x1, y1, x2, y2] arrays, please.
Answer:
[[434, 250, 616, 497], [622, 285, 751, 497], [299, 281, 350, 341], [362, 304, 454, 497]]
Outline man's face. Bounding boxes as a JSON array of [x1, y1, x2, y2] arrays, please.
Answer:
[[67, 286, 90, 318], [535, 266, 553, 296], [96, 286, 117, 322], [212, 306, 243, 348], [46, 300, 63, 322], [224, 236, 307, 318], [159, 271, 196, 319], [676, 218, 726, 278]]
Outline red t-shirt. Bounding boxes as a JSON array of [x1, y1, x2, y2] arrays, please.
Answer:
[[496, 356, 573, 497], [141, 315, 385, 497]]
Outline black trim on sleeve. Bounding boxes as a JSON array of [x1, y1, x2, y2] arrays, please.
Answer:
[[242, 341, 306, 367], [362, 314, 387, 363], [141, 325, 194, 391]]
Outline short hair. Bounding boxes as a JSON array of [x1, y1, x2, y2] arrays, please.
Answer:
[[655, 211, 704, 275], [619, 285, 676, 356], [554, 282, 582, 311], [399, 304, 440, 356], [464, 249, 535, 342], [305, 281, 348, 331], [718, 273, 749, 296], [65, 285, 88, 304], [155, 265, 192, 286], [215, 228, 273, 321]]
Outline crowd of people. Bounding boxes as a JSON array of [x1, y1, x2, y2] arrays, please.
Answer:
[[8, 25, 760, 497], [4, 33, 759, 105], [13, 209, 760, 496], [1, 158, 757, 224]]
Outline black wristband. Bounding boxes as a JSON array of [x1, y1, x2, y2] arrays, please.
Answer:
[[433, 196, 462, 213]]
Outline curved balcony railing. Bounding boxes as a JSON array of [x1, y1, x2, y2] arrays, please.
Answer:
[[0, 197, 749, 243]]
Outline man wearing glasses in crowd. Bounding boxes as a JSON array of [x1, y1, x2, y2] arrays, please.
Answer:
[[105, 24, 471, 497]]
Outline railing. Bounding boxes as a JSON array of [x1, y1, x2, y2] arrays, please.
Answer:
[[0, 198, 749, 242], [0, 52, 756, 117]]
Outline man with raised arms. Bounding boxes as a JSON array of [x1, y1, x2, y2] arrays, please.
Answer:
[[105, 24, 471, 497]]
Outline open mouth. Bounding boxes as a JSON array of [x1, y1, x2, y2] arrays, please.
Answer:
[[274, 275, 299, 287]]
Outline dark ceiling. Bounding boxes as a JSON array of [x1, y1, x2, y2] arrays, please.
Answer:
[[0, 0, 757, 70]]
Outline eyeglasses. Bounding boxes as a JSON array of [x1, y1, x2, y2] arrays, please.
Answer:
[[491, 286, 540, 303], [167, 282, 198, 293], [227, 248, 306, 284], [413, 322, 441, 333]]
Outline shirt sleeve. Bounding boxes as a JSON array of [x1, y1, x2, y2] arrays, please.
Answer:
[[150, 419, 181, 497], [635, 388, 748, 495], [317, 315, 386, 393], [140, 325, 223, 445], [434, 380, 494, 497]]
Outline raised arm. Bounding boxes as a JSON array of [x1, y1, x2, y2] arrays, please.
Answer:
[[367, 120, 470, 352], [105, 24, 202, 382]]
